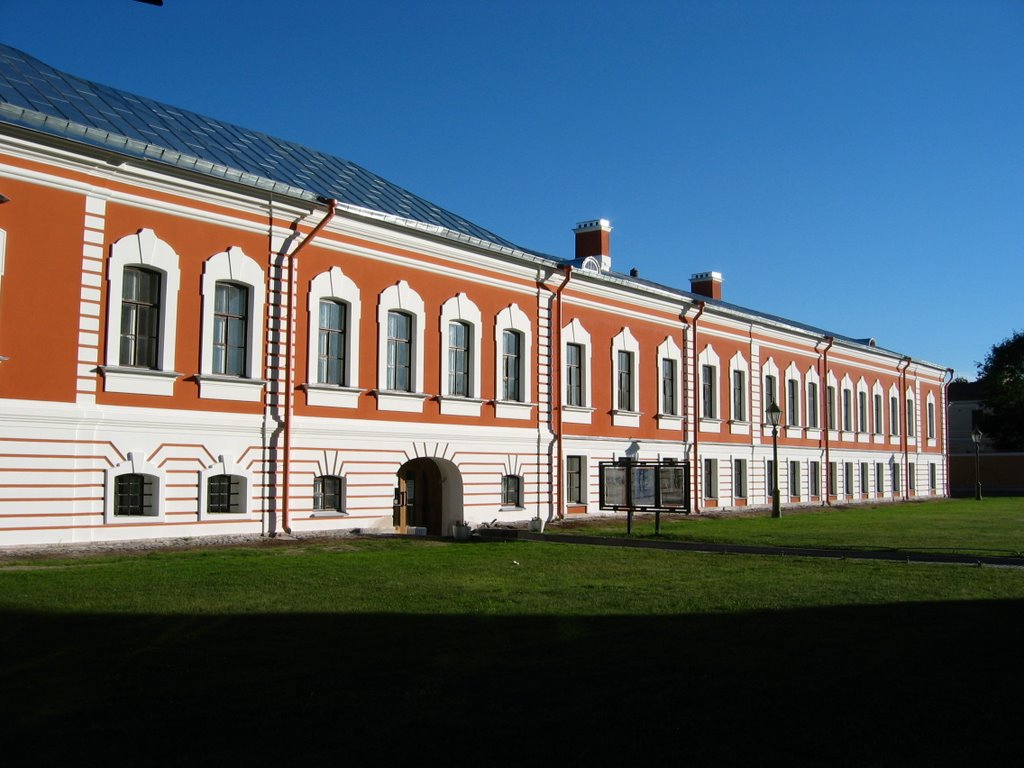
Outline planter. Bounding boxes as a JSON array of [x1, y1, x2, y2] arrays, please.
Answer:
[[451, 523, 473, 541], [528, 517, 544, 533]]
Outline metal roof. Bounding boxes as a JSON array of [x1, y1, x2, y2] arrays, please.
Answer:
[[0, 43, 524, 250]]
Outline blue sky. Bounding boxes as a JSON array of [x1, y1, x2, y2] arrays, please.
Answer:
[[6, 0, 1022, 379]]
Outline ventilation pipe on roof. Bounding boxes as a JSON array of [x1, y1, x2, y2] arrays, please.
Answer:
[[281, 197, 336, 535], [573, 219, 612, 272], [690, 271, 723, 301]]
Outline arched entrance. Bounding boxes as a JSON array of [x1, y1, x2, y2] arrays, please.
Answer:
[[395, 457, 463, 536]]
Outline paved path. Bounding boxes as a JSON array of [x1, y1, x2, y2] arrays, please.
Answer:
[[476, 528, 1024, 568]]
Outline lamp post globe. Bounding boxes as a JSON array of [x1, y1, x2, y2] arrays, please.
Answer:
[[767, 402, 782, 518]]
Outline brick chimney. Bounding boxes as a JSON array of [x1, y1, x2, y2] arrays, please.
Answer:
[[690, 271, 723, 300], [573, 219, 612, 272]]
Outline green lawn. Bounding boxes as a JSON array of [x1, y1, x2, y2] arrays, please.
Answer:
[[3, 507, 1024, 764], [549, 496, 1024, 557]]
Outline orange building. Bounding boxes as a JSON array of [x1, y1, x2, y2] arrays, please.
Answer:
[[0, 45, 949, 546]]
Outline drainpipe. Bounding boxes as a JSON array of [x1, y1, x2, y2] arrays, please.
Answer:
[[899, 356, 911, 501], [821, 336, 834, 505], [281, 197, 336, 534], [690, 301, 705, 514], [539, 265, 572, 520], [942, 367, 954, 498]]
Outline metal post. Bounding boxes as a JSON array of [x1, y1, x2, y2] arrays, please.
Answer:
[[771, 424, 782, 518], [975, 440, 983, 501]]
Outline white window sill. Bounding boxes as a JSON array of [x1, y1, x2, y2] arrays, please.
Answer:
[[197, 374, 267, 402], [785, 426, 802, 438], [303, 384, 364, 409], [805, 427, 821, 440], [494, 400, 535, 420], [857, 433, 871, 443], [310, 511, 348, 518], [199, 510, 257, 522], [105, 512, 165, 525], [613, 409, 641, 428], [873, 434, 885, 444], [499, 506, 526, 513], [438, 396, 485, 417], [373, 389, 429, 413], [927, 438, 937, 448], [101, 366, 181, 397], [699, 417, 722, 433], [658, 413, 683, 430], [562, 405, 594, 424]]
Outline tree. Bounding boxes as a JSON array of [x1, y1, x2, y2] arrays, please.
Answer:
[[977, 330, 1024, 449]]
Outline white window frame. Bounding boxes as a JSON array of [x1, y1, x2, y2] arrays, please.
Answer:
[[376, 281, 427, 413], [198, 456, 255, 521], [729, 352, 750, 435], [198, 246, 266, 402], [856, 377, 870, 442], [805, 365, 820, 432], [305, 266, 362, 408], [612, 327, 640, 427], [566, 454, 587, 506], [562, 318, 593, 424], [494, 303, 534, 419], [905, 387, 918, 442], [312, 474, 347, 516], [703, 457, 718, 500], [104, 451, 166, 524], [826, 370, 838, 433], [889, 385, 901, 442], [784, 362, 801, 435], [439, 293, 483, 416], [698, 344, 721, 432], [872, 381, 885, 442], [102, 229, 182, 396], [657, 337, 683, 430], [762, 357, 780, 434], [841, 375, 854, 435], [926, 393, 937, 444]]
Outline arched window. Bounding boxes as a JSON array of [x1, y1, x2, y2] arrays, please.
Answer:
[[104, 452, 165, 524], [387, 311, 413, 392], [376, 281, 427, 412], [306, 266, 362, 407], [103, 229, 181, 396], [314, 475, 344, 513], [198, 457, 254, 521], [213, 282, 248, 377], [494, 303, 533, 419]]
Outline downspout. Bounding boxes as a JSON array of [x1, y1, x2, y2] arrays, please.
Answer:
[[281, 197, 336, 534], [539, 266, 572, 520], [821, 336, 834, 505], [942, 367, 954, 498], [690, 301, 705, 514], [899, 356, 911, 501]]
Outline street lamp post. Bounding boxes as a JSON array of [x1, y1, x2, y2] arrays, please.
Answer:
[[971, 427, 983, 501], [767, 401, 782, 518]]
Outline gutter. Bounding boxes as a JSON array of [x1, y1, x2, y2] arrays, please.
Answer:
[[280, 198, 336, 534], [942, 367, 954, 498], [899, 356, 911, 501], [690, 301, 706, 514], [821, 335, 835, 505], [539, 266, 572, 520]]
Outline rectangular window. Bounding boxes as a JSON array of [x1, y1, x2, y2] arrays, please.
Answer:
[[662, 358, 677, 415], [890, 396, 900, 436], [860, 462, 869, 494], [789, 460, 800, 498], [734, 459, 747, 499], [114, 473, 153, 517], [845, 462, 854, 495], [906, 399, 916, 437], [876, 462, 885, 494], [842, 389, 852, 431], [567, 456, 585, 505], [120, 266, 161, 369], [703, 458, 717, 499], [929, 463, 937, 492], [809, 461, 820, 497], [618, 350, 634, 411], [858, 391, 868, 433], [892, 463, 901, 494], [874, 393, 883, 434], [927, 402, 936, 439], [313, 475, 343, 512], [826, 386, 836, 430], [702, 365, 716, 418], [807, 382, 819, 428], [732, 369, 746, 421], [387, 311, 412, 391], [566, 343, 583, 406], [827, 462, 837, 496], [764, 374, 777, 409], [766, 460, 775, 495], [787, 379, 799, 426], [448, 321, 470, 396], [213, 282, 248, 377], [502, 475, 523, 507], [502, 330, 522, 401], [908, 462, 916, 492], [317, 299, 347, 386], [207, 474, 242, 514]]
